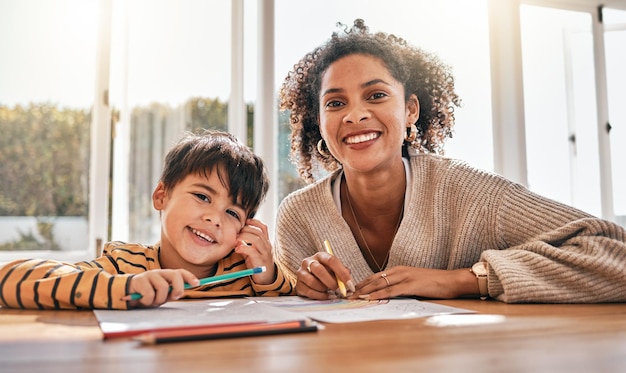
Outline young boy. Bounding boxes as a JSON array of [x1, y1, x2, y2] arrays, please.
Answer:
[[0, 130, 293, 309]]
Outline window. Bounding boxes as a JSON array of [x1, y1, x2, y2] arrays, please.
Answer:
[[2, 0, 623, 263], [109, 0, 233, 246], [604, 7, 626, 226], [0, 0, 98, 261], [521, 5, 602, 216], [520, 3, 626, 225]]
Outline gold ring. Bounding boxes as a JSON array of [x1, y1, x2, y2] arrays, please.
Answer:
[[307, 260, 319, 273], [381, 272, 390, 287]]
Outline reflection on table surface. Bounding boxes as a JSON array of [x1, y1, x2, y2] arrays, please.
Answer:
[[2, 299, 626, 373]]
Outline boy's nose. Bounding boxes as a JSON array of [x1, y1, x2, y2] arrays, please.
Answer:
[[204, 216, 220, 227]]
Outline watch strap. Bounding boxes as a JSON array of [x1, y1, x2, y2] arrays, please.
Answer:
[[470, 262, 489, 300], [476, 273, 488, 300]]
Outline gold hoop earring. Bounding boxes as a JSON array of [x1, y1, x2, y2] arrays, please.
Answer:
[[405, 123, 418, 143], [317, 139, 330, 158]]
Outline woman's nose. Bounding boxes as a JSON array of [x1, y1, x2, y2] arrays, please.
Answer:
[[343, 103, 370, 125]]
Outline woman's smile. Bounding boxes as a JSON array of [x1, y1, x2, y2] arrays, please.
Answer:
[[344, 131, 380, 145]]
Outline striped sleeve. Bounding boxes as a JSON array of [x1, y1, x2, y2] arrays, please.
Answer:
[[182, 251, 294, 299], [0, 242, 159, 310], [250, 262, 294, 296], [0, 258, 132, 310]]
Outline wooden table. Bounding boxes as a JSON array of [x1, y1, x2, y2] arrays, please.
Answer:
[[1, 300, 626, 373]]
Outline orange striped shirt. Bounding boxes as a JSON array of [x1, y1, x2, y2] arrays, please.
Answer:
[[0, 241, 293, 310]]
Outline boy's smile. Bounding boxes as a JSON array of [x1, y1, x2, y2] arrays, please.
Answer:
[[190, 227, 216, 243]]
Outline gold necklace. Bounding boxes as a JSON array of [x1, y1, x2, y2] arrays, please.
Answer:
[[344, 181, 404, 272]]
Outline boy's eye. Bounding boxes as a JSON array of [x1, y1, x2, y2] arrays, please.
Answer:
[[194, 193, 210, 202], [226, 209, 241, 221]]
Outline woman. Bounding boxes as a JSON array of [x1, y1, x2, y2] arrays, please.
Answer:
[[275, 19, 626, 303]]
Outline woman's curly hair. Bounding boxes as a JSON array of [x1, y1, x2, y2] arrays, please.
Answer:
[[279, 19, 461, 184]]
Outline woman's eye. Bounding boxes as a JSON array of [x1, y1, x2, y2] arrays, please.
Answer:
[[325, 100, 344, 108], [369, 92, 387, 100], [194, 193, 210, 202]]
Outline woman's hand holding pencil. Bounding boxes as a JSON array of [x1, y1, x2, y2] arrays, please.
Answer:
[[294, 240, 355, 300]]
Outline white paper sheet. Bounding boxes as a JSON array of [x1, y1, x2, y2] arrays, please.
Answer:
[[247, 296, 475, 323], [94, 298, 309, 337]]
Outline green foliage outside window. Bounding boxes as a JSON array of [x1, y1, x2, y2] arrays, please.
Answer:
[[0, 103, 90, 217], [0, 97, 305, 250]]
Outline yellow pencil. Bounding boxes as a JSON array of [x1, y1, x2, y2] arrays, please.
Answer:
[[323, 239, 347, 297]]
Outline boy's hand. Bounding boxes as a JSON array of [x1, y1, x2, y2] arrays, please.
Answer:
[[235, 219, 275, 284], [124, 269, 199, 308]]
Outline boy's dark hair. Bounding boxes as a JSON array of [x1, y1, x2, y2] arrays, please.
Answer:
[[160, 130, 269, 218]]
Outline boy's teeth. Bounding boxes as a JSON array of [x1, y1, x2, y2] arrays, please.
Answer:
[[192, 228, 214, 242]]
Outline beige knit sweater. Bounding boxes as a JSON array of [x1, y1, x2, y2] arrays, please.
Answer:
[[274, 154, 626, 303]]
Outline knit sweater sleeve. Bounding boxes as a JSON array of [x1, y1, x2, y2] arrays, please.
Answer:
[[483, 183, 626, 303], [405, 155, 626, 303], [274, 185, 325, 287], [274, 174, 360, 287]]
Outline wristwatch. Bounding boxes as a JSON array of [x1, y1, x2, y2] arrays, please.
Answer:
[[470, 262, 489, 300]]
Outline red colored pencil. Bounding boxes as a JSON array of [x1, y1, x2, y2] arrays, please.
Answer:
[[134, 319, 317, 344]]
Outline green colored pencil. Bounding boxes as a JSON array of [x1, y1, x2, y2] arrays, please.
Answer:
[[127, 266, 266, 301]]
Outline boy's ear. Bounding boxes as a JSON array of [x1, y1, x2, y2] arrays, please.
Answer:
[[152, 181, 167, 210]]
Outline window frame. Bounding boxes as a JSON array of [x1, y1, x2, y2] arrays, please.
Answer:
[[3, 0, 625, 264], [66, 0, 626, 258], [496, 0, 626, 222]]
